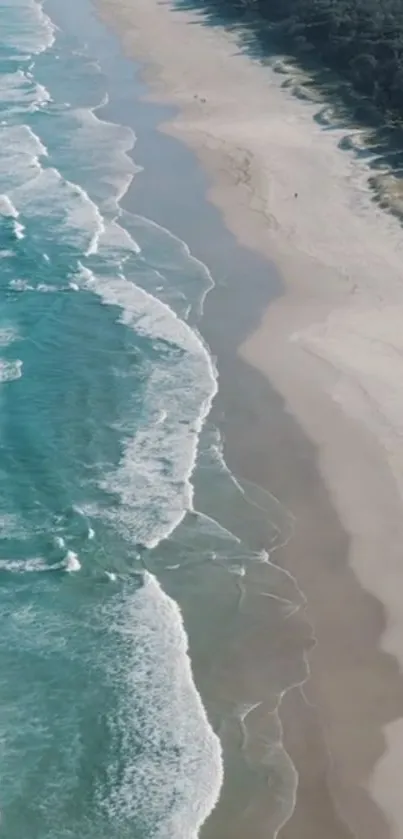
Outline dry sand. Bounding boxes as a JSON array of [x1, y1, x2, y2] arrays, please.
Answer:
[[94, 0, 403, 836]]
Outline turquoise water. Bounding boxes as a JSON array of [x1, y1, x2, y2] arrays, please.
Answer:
[[0, 1, 224, 835], [0, 1, 305, 836]]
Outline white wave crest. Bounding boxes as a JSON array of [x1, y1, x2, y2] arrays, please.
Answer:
[[0, 195, 19, 218], [64, 551, 81, 572], [120, 211, 214, 320], [76, 256, 217, 549], [0, 326, 19, 348], [14, 221, 25, 240], [65, 105, 138, 213], [9, 279, 32, 292], [8, 279, 76, 293], [0, 69, 51, 115], [2, 0, 56, 57], [10, 167, 105, 255], [0, 550, 80, 574], [0, 557, 49, 573], [0, 359, 22, 383], [101, 572, 223, 837], [0, 125, 46, 193]]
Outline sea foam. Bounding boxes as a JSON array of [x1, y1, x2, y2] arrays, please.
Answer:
[[0, 124, 46, 192], [1, 0, 56, 57], [100, 572, 223, 838], [0, 69, 51, 115], [0, 10, 223, 835], [0, 359, 22, 383], [75, 255, 218, 550], [9, 167, 105, 255]]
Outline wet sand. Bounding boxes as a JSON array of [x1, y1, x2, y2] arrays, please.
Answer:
[[93, 0, 403, 837]]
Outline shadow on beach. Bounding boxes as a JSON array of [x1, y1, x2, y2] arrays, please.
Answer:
[[166, 0, 403, 224]]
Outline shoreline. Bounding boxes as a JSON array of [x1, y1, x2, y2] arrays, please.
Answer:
[[92, 1, 403, 837]]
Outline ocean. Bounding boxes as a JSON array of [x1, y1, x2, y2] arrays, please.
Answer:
[[0, 1, 307, 836]]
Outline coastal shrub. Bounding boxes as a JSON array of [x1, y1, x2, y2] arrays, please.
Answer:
[[201, 0, 403, 121]]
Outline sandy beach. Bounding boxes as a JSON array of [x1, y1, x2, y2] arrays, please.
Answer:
[[93, 0, 403, 836]]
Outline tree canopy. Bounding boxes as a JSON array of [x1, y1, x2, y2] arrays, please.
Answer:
[[201, 0, 403, 122]]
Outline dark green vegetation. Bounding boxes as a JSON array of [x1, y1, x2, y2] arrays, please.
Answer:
[[195, 0, 403, 125], [263, 0, 403, 121], [174, 0, 403, 215]]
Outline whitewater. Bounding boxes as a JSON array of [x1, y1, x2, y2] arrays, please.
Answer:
[[0, 0, 224, 834], [0, 0, 314, 834]]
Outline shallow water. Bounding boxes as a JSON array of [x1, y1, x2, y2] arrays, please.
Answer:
[[0, 1, 307, 836]]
